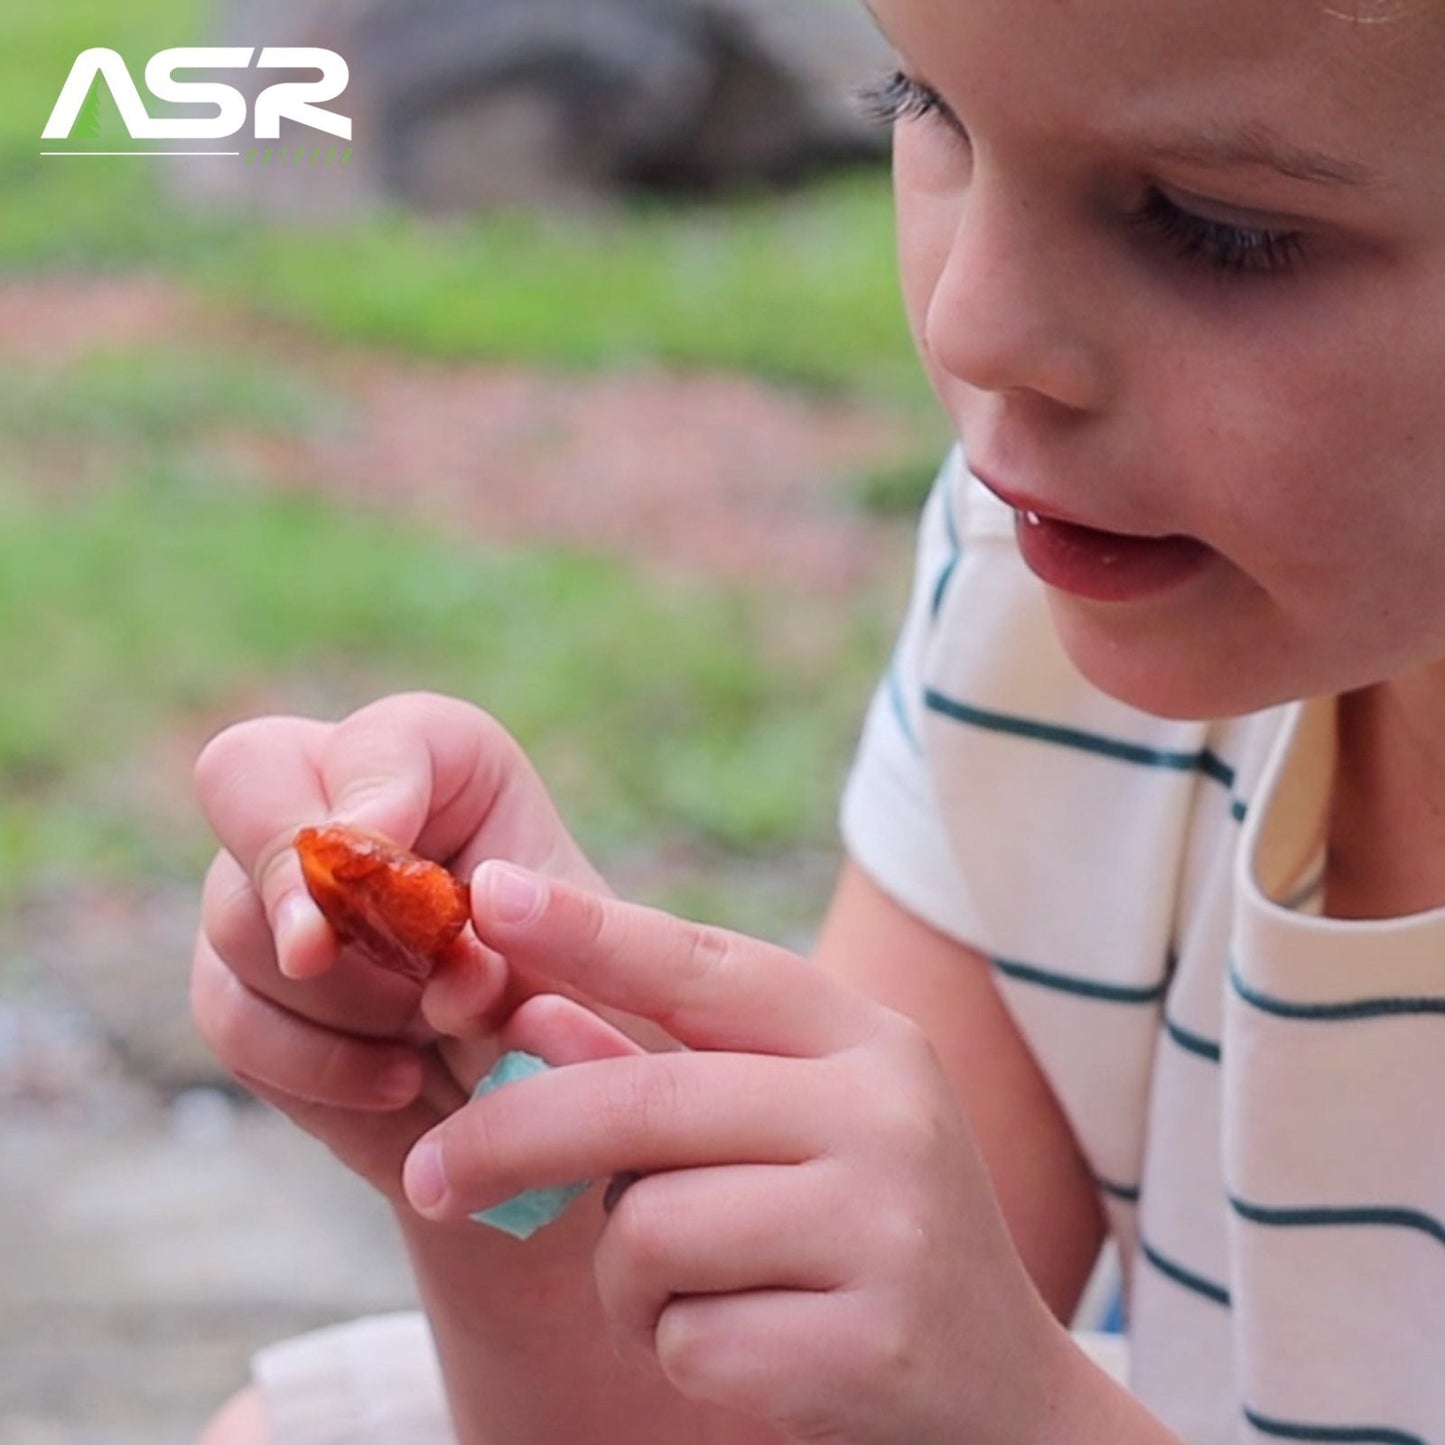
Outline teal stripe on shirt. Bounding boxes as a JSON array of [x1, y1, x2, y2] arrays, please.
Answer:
[[923, 690, 1237, 787], [1230, 960, 1445, 1021], [992, 954, 1169, 1004], [1230, 1196, 1445, 1250], [1244, 1406, 1426, 1445], [1165, 1014, 1222, 1063], [885, 659, 922, 756], [1095, 1174, 1141, 1204], [1141, 1238, 1231, 1307], [929, 489, 962, 619]]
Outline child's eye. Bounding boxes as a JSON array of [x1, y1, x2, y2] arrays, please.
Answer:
[[857, 70, 967, 143], [1128, 188, 1306, 277]]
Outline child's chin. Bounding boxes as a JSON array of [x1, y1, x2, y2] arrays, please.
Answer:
[[1051, 610, 1284, 724]]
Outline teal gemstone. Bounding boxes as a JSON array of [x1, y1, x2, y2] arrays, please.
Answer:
[[469, 1051, 590, 1240]]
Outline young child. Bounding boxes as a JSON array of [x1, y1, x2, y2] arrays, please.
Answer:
[[192, 0, 1445, 1440]]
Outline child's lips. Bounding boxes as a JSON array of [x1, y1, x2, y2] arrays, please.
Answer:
[[975, 472, 1216, 604], [1013, 509, 1214, 603]]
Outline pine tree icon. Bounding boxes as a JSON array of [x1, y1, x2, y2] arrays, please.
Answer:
[[72, 78, 123, 146], [73, 81, 102, 140]]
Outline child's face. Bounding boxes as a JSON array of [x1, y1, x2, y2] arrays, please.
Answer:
[[876, 0, 1445, 718]]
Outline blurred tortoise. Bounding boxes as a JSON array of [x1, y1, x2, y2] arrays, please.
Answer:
[[184, 0, 890, 217]]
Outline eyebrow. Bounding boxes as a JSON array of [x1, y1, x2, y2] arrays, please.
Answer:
[[1141, 123, 1380, 188], [854, 0, 1381, 193]]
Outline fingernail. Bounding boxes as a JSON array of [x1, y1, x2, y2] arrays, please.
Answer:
[[274, 894, 316, 978], [404, 1140, 448, 1214], [485, 863, 546, 925]]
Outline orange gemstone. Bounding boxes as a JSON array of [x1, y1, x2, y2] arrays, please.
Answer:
[[294, 824, 468, 981]]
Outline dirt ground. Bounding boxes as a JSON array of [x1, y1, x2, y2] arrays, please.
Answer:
[[0, 275, 928, 1443]]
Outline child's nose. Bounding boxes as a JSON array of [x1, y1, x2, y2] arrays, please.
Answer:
[[922, 178, 1109, 413]]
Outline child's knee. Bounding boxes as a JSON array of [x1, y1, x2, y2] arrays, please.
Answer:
[[197, 1385, 273, 1445]]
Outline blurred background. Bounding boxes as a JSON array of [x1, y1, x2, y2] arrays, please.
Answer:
[[0, 0, 949, 1439]]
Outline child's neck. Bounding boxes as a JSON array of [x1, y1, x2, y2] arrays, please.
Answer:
[[1326, 669, 1445, 920]]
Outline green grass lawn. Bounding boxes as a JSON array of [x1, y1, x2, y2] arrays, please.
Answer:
[[199, 182, 920, 397], [0, 0, 935, 938], [3, 0, 925, 401], [0, 347, 904, 934]]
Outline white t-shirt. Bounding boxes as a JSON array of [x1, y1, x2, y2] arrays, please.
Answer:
[[840, 452, 1445, 1444]]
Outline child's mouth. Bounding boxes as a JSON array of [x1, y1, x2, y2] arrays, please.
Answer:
[[1013, 507, 1214, 603]]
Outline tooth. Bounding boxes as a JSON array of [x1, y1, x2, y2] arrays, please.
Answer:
[[1023, 510, 1042, 526]]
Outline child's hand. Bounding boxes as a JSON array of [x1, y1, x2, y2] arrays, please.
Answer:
[[190, 692, 610, 1199], [401, 862, 1067, 1445]]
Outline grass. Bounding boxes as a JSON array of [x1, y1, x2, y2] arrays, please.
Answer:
[[0, 0, 929, 936], [0, 453, 893, 928], [197, 180, 921, 397], [0, 0, 199, 264], [1, 0, 925, 401], [0, 348, 344, 446]]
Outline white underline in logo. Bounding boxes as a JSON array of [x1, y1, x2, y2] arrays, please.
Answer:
[[41, 150, 243, 157]]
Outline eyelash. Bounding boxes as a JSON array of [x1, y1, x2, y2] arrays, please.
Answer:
[[859, 69, 1307, 278], [858, 70, 957, 133], [1125, 190, 1305, 277]]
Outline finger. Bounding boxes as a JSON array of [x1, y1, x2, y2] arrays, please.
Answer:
[[196, 696, 606, 979], [202, 846, 339, 1006], [196, 699, 481, 980], [196, 698, 488, 872], [418, 942, 509, 1040], [202, 849, 430, 1037], [498, 992, 646, 1065], [402, 1050, 826, 1220], [471, 862, 874, 1057], [320, 693, 607, 892], [191, 935, 423, 1109], [195, 716, 338, 977], [653, 1289, 850, 1430], [595, 1162, 844, 1356]]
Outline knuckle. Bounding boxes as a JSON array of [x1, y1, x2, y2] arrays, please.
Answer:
[[607, 1178, 673, 1272], [347, 690, 447, 727], [574, 890, 610, 952], [565, 886, 624, 969], [389, 690, 479, 726], [254, 841, 299, 913], [352, 691, 507, 765], [449, 1095, 514, 1197], [842, 1064, 948, 1177], [602, 1061, 682, 1144], [675, 918, 734, 989], [873, 1004, 932, 1061], [428, 693, 511, 756], [869, 1192, 934, 1276], [879, 1088, 949, 1173], [193, 718, 262, 800], [309, 1036, 368, 1104], [857, 1310, 921, 1401], [462, 709, 522, 791]]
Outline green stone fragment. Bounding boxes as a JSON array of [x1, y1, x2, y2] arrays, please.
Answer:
[[469, 1051, 590, 1240]]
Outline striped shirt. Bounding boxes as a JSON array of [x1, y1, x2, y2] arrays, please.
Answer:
[[840, 452, 1445, 1445]]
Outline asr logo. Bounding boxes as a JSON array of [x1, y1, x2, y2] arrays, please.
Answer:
[[42, 47, 351, 156]]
